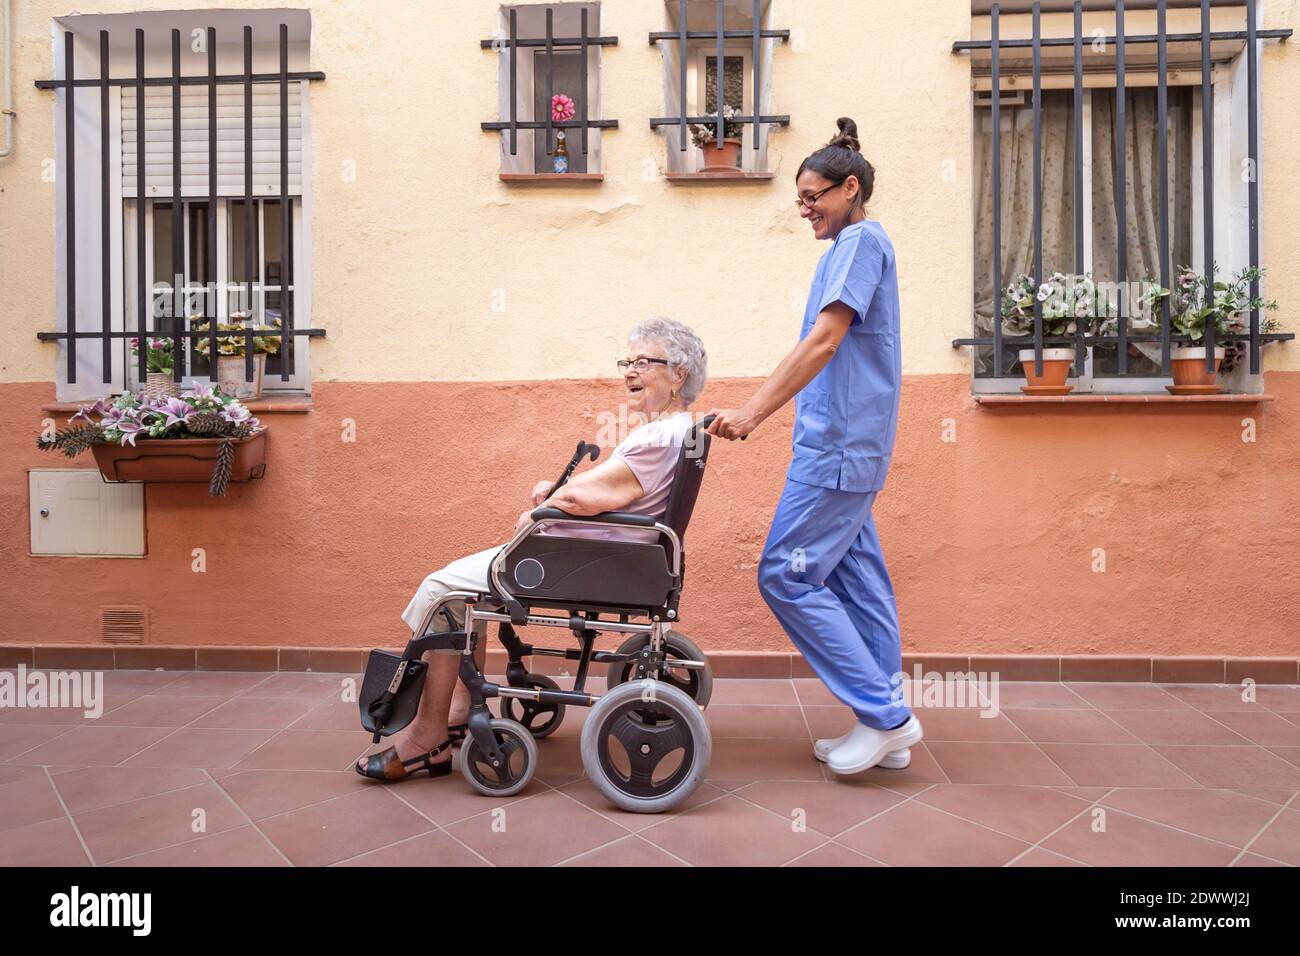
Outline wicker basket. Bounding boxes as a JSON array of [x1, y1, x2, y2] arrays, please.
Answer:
[[144, 371, 182, 401]]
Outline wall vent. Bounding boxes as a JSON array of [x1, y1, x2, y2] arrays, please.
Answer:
[[100, 606, 148, 644]]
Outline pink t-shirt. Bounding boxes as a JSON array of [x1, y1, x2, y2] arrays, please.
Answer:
[[543, 411, 696, 545]]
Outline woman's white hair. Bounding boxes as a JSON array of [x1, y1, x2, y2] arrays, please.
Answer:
[[628, 316, 709, 405]]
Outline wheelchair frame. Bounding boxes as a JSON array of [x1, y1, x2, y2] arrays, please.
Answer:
[[398, 506, 706, 776]]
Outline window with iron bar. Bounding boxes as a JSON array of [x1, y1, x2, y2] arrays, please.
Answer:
[[953, 0, 1294, 394], [34, 13, 326, 401], [649, 0, 789, 177], [481, 3, 618, 177]]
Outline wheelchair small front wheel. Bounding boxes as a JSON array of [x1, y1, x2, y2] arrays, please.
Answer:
[[460, 718, 538, 799], [606, 630, 713, 709], [500, 673, 566, 738], [581, 679, 711, 814]]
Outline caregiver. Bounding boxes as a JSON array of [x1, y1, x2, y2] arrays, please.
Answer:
[[706, 117, 923, 776]]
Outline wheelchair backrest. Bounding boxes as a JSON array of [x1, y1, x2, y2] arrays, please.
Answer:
[[659, 417, 713, 546]]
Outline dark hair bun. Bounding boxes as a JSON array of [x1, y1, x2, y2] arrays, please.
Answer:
[[828, 117, 861, 152]]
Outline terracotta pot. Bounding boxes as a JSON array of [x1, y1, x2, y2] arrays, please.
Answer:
[[144, 371, 182, 401], [90, 429, 268, 484], [217, 352, 266, 400], [1017, 348, 1075, 388], [1170, 346, 1225, 389], [699, 137, 743, 171]]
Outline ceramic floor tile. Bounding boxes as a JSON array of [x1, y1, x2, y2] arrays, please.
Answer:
[[0, 815, 93, 866], [258, 787, 436, 866], [1003, 709, 1139, 744], [72, 781, 247, 863], [926, 741, 1075, 786], [1151, 745, 1300, 790], [1042, 808, 1240, 866], [915, 784, 1094, 843], [639, 794, 825, 866], [111, 825, 289, 867], [1099, 788, 1284, 848], [732, 779, 907, 837], [444, 789, 630, 866], [837, 800, 1031, 866], [1036, 743, 1201, 788]]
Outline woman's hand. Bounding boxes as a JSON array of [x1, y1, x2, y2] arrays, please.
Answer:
[[530, 479, 553, 506], [514, 508, 535, 533], [706, 407, 761, 441]]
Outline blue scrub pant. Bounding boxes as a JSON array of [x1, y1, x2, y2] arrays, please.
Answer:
[[757, 477, 910, 731]]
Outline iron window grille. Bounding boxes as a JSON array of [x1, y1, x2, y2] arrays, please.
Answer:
[[480, 5, 619, 163], [952, 0, 1293, 384], [649, 0, 790, 153], [35, 23, 326, 386]]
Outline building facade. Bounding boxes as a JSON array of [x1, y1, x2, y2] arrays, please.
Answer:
[[2, 0, 1298, 673]]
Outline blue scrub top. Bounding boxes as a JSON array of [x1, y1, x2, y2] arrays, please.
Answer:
[[789, 219, 901, 494]]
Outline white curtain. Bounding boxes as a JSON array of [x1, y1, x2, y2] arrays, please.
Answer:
[[973, 92, 1077, 374], [973, 87, 1193, 376]]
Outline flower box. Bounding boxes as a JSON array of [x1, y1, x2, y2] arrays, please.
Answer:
[[90, 430, 267, 484], [38, 385, 267, 496]]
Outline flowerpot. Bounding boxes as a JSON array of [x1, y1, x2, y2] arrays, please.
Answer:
[[90, 429, 268, 484], [144, 371, 182, 401], [1017, 348, 1075, 393], [700, 137, 743, 172], [1168, 346, 1225, 394], [217, 353, 266, 401]]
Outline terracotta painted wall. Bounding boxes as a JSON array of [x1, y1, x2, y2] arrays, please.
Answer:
[[4, 372, 1299, 656]]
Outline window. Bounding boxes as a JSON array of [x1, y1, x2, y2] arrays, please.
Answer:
[[954, 1, 1294, 393], [481, 3, 618, 178], [650, 0, 789, 176], [36, 11, 323, 401], [125, 198, 300, 384], [973, 85, 1195, 380]]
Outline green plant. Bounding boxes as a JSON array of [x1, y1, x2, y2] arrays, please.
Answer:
[[130, 336, 176, 374], [1141, 265, 1280, 373], [192, 315, 282, 358], [1000, 272, 1106, 339], [688, 104, 743, 148]]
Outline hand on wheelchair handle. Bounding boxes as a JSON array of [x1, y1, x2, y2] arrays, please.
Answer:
[[702, 409, 752, 442], [530, 479, 553, 506]]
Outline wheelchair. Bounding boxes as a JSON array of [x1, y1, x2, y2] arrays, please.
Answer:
[[359, 414, 718, 813]]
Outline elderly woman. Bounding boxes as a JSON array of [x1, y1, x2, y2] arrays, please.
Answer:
[[358, 317, 709, 781]]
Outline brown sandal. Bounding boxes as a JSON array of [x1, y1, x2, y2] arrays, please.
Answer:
[[356, 738, 454, 782]]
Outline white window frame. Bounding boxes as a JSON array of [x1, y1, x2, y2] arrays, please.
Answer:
[[694, 45, 756, 167], [971, 59, 1257, 395], [51, 11, 315, 402], [122, 197, 309, 394]]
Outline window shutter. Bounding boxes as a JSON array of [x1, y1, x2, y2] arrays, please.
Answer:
[[121, 82, 303, 198]]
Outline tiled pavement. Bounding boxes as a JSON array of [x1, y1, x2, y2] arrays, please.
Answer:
[[1, 669, 1298, 867]]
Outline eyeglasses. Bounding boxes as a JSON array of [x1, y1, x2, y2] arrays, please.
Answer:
[[617, 357, 671, 373], [794, 178, 846, 211]]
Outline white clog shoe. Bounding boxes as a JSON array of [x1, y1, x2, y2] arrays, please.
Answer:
[[826, 715, 924, 776], [814, 731, 910, 769]]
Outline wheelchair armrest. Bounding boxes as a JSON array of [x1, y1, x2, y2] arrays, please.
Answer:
[[529, 507, 658, 528]]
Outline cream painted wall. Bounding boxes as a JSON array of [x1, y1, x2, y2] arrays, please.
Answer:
[[2, 0, 1296, 385]]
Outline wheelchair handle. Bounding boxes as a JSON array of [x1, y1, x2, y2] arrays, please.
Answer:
[[696, 412, 746, 441], [546, 439, 601, 499]]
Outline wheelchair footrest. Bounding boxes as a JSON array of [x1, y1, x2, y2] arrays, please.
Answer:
[[358, 649, 429, 743]]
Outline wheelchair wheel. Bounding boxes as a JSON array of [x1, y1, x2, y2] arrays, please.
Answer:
[[581, 679, 710, 814], [500, 673, 566, 739], [460, 718, 538, 798], [605, 630, 713, 709]]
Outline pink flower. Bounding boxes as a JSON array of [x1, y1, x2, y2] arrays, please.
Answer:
[[551, 93, 575, 123]]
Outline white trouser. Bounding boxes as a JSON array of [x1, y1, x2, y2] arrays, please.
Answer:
[[400, 545, 505, 652]]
